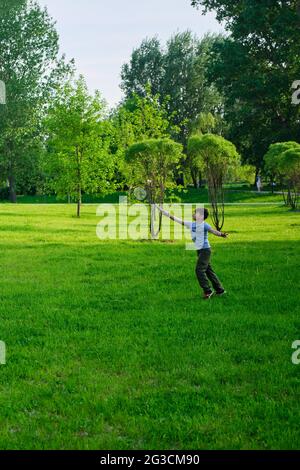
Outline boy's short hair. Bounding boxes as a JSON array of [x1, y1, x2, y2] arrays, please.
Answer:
[[195, 208, 209, 220]]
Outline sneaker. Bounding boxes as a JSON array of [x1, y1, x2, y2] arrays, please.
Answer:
[[215, 289, 226, 296], [203, 291, 214, 300]]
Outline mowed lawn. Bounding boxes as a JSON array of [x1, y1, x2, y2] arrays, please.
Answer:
[[0, 200, 299, 450]]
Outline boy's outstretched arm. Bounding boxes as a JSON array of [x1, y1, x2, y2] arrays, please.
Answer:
[[156, 205, 190, 227], [208, 227, 229, 238]]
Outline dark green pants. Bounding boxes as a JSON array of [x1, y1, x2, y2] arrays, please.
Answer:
[[196, 248, 223, 294]]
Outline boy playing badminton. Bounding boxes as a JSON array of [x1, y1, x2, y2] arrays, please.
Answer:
[[157, 205, 228, 300]]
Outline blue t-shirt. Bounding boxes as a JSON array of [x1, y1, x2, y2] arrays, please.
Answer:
[[186, 221, 211, 250]]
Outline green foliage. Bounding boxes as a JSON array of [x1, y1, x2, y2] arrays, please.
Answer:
[[110, 90, 177, 186], [190, 1, 300, 42], [187, 134, 206, 187], [187, 112, 227, 188], [280, 148, 300, 176], [119, 89, 175, 141], [188, 134, 240, 174], [121, 37, 164, 98], [279, 147, 300, 209], [264, 141, 300, 208], [45, 76, 115, 216], [188, 134, 240, 229], [191, 1, 300, 170], [126, 138, 183, 201], [121, 32, 224, 147], [0, 0, 26, 17], [189, 112, 216, 136], [0, 0, 72, 201], [264, 142, 300, 179], [126, 138, 183, 237], [228, 164, 256, 185]]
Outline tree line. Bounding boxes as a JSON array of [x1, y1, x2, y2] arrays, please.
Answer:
[[0, 0, 299, 217]]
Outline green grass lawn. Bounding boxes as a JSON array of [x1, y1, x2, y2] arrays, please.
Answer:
[[13, 185, 283, 205], [0, 200, 299, 449]]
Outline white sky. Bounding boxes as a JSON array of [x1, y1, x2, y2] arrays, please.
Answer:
[[38, 0, 224, 107]]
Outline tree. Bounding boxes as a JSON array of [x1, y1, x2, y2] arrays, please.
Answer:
[[0, 0, 26, 20], [191, 1, 300, 173], [228, 164, 256, 186], [188, 133, 240, 230], [109, 90, 177, 188], [187, 112, 227, 188], [264, 141, 300, 206], [279, 147, 300, 210], [0, 0, 71, 202], [121, 32, 224, 148], [126, 138, 183, 237], [45, 76, 115, 217], [121, 38, 164, 98], [163, 32, 223, 147], [186, 115, 213, 189], [191, 1, 300, 43]]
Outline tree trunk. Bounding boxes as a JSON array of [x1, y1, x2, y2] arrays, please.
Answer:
[[253, 167, 258, 187], [176, 173, 185, 186], [287, 184, 293, 208], [191, 176, 197, 189], [8, 173, 17, 203], [150, 205, 162, 239], [191, 169, 199, 189], [207, 174, 225, 231], [76, 147, 82, 217], [198, 171, 203, 188], [77, 186, 81, 217]]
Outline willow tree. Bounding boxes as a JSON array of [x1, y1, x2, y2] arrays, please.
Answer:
[[187, 112, 216, 188], [188, 133, 240, 230], [279, 148, 300, 210], [126, 138, 183, 237], [264, 142, 300, 206]]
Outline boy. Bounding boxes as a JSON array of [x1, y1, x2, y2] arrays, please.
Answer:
[[157, 205, 228, 300]]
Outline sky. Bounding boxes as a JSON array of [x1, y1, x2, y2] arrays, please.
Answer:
[[38, 0, 224, 107]]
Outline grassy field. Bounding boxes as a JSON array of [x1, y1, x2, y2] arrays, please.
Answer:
[[12, 185, 284, 205], [0, 196, 299, 449]]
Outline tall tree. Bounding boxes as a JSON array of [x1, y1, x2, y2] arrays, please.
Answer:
[[126, 138, 183, 237], [163, 32, 223, 147], [121, 38, 164, 98], [187, 112, 227, 188], [0, 0, 71, 202], [264, 141, 300, 206], [188, 133, 240, 230], [279, 147, 300, 209], [45, 76, 115, 217], [191, 1, 300, 172], [109, 90, 177, 187], [121, 32, 224, 148]]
